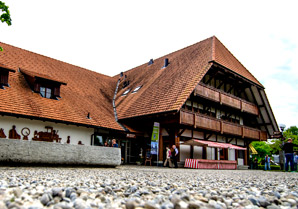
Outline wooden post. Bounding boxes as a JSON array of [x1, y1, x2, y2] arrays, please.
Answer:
[[175, 134, 180, 162], [159, 134, 163, 161], [190, 145, 194, 159]]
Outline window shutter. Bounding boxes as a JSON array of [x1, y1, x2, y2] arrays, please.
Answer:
[[54, 86, 60, 97], [0, 72, 9, 85], [34, 83, 41, 92]]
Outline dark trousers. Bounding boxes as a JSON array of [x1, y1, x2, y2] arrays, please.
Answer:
[[285, 153, 294, 171], [172, 156, 178, 168]]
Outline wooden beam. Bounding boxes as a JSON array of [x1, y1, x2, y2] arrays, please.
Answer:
[[177, 128, 186, 137]]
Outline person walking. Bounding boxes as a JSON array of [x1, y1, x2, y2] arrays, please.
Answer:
[[172, 145, 179, 168], [282, 138, 297, 172], [163, 147, 172, 168], [264, 154, 271, 171]]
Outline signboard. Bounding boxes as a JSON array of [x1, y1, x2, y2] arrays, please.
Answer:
[[150, 122, 160, 155], [126, 133, 136, 138]]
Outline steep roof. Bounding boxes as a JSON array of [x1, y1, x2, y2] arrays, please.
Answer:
[[0, 42, 122, 131], [115, 36, 263, 119]]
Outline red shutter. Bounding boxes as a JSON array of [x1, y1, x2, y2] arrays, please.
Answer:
[[54, 86, 60, 97], [34, 83, 41, 92], [0, 73, 9, 85]]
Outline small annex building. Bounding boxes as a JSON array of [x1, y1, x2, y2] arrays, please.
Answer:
[[0, 36, 279, 167]]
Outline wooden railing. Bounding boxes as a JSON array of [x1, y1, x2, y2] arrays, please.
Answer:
[[194, 84, 259, 115], [180, 110, 267, 141]]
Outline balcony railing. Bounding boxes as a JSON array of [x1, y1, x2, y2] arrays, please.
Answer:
[[194, 84, 259, 115], [180, 110, 267, 141]]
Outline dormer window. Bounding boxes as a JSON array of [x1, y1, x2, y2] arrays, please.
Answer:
[[0, 63, 15, 89], [20, 68, 67, 100]]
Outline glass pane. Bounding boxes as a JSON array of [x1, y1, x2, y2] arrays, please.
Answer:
[[40, 87, 45, 97], [46, 88, 52, 98]]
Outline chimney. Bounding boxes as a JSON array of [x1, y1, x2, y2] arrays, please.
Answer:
[[148, 59, 154, 65], [162, 58, 169, 68]]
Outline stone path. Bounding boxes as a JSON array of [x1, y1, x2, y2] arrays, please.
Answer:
[[0, 166, 297, 208]]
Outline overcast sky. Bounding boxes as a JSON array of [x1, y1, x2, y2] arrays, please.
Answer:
[[1, 0, 297, 129]]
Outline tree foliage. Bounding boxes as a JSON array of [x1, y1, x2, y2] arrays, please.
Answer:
[[269, 126, 298, 154], [251, 141, 271, 159], [0, 1, 12, 51], [0, 1, 11, 26]]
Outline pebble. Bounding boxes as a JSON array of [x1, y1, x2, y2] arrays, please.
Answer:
[[0, 166, 297, 208]]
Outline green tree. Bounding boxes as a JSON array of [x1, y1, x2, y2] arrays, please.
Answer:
[[251, 141, 272, 159], [269, 126, 298, 154], [0, 1, 12, 51]]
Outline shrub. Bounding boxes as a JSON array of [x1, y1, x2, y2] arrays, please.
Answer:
[[258, 165, 281, 171]]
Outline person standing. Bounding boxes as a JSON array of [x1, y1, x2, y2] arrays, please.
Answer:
[[294, 152, 298, 171], [172, 145, 179, 168], [264, 154, 271, 171], [253, 157, 258, 169], [282, 138, 297, 172], [112, 139, 118, 148], [163, 147, 172, 168]]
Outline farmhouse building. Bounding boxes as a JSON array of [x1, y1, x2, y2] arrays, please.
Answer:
[[0, 36, 279, 167]]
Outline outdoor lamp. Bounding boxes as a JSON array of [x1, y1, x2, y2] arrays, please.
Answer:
[[279, 124, 286, 132], [279, 123, 286, 171]]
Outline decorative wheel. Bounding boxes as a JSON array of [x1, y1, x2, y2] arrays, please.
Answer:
[[21, 127, 30, 139]]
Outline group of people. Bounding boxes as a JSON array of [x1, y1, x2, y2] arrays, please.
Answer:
[[163, 145, 179, 168], [258, 138, 298, 172], [104, 139, 118, 147]]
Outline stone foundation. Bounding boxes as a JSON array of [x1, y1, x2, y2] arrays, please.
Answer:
[[0, 138, 121, 166]]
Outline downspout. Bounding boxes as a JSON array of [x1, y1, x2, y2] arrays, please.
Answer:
[[113, 75, 129, 132]]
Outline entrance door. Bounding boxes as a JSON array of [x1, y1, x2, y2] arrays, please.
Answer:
[[120, 140, 132, 164]]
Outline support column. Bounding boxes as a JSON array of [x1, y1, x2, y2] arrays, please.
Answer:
[[159, 134, 163, 161], [175, 134, 180, 162]]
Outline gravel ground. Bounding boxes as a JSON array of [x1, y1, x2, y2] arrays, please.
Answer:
[[0, 165, 297, 209]]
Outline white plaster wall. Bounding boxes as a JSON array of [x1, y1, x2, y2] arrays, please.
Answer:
[[0, 115, 93, 146], [217, 136, 225, 143], [237, 139, 244, 146], [193, 131, 204, 139], [228, 149, 236, 161], [181, 129, 192, 137], [209, 135, 216, 142], [161, 128, 169, 136], [180, 145, 190, 161], [230, 139, 236, 145], [193, 146, 202, 159]]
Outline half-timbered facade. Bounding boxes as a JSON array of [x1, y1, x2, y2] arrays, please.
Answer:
[[0, 36, 278, 167]]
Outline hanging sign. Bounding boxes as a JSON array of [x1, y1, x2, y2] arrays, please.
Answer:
[[150, 122, 160, 155]]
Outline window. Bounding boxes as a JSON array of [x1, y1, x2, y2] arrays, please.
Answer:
[[40, 87, 52, 99], [20, 69, 66, 100], [0, 66, 15, 89], [132, 85, 142, 93], [122, 89, 130, 96]]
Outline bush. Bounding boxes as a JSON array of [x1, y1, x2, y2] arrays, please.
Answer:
[[258, 165, 281, 171]]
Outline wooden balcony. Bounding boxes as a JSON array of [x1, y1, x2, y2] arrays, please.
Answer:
[[194, 84, 258, 115], [180, 110, 267, 141]]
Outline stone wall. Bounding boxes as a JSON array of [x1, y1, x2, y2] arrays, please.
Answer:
[[0, 138, 121, 166]]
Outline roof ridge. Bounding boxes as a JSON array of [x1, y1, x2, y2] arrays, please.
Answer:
[[0, 41, 113, 79], [212, 37, 263, 87]]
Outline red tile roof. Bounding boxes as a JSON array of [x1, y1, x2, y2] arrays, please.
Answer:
[[115, 36, 263, 119], [0, 36, 263, 129], [0, 42, 122, 131]]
